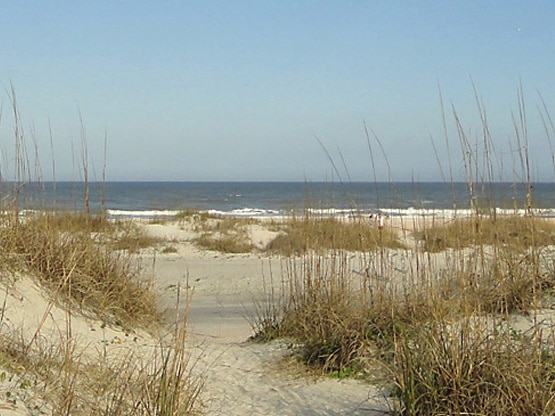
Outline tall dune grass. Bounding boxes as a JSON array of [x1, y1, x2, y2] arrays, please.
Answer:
[[252, 87, 555, 415], [0, 88, 202, 414], [0, 211, 160, 327], [0, 215, 202, 414]]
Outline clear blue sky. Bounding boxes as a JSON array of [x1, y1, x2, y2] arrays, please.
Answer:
[[1, 1, 554, 182]]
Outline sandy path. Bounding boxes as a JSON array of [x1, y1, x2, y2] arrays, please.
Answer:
[[145, 223, 391, 415]]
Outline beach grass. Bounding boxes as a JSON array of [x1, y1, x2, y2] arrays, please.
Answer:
[[0, 211, 160, 327], [0, 87, 203, 414], [251, 212, 555, 414], [416, 215, 555, 252], [181, 212, 406, 254], [392, 317, 555, 415], [266, 215, 405, 255], [192, 216, 255, 253], [250, 87, 555, 415], [0, 210, 203, 414], [110, 220, 167, 253]]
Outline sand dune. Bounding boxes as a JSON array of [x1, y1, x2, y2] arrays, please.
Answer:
[[0, 219, 391, 415]]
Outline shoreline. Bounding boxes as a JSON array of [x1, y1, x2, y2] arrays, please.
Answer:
[[104, 206, 555, 222], [10, 180, 555, 221]]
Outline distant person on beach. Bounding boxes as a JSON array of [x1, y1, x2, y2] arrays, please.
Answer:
[[376, 212, 385, 230], [369, 212, 386, 230]]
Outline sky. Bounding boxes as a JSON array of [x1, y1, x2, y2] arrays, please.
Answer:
[[0, 1, 554, 182]]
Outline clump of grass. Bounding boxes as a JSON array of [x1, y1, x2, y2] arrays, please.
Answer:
[[418, 215, 555, 252], [0, 87, 201, 414], [279, 255, 368, 372], [0, 212, 161, 328], [253, 221, 555, 415], [161, 245, 179, 254], [195, 233, 254, 253], [413, 214, 555, 315], [393, 319, 555, 415], [454, 250, 555, 314], [193, 217, 255, 253], [111, 220, 165, 253], [266, 216, 405, 256], [252, 252, 424, 374]]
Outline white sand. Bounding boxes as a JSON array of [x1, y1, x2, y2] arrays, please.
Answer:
[[0, 219, 391, 415], [145, 221, 391, 415], [3, 215, 554, 414]]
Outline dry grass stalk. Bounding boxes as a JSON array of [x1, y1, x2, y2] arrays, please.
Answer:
[[251, 86, 555, 414], [267, 216, 405, 255], [0, 87, 201, 414], [0, 212, 160, 327]]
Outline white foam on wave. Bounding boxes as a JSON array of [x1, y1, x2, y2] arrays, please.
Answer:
[[107, 206, 555, 220], [208, 208, 282, 218], [107, 209, 180, 218]]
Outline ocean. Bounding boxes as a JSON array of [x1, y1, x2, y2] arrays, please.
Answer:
[[7, 181, 555, 219]]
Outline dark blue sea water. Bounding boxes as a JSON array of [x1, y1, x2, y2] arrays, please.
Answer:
[[7, 181, 555, 219]]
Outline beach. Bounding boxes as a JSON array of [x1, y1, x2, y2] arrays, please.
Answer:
[[2, 211, 554, 414], [145, 220, 391, 415], [0, 216, 392, 415]]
